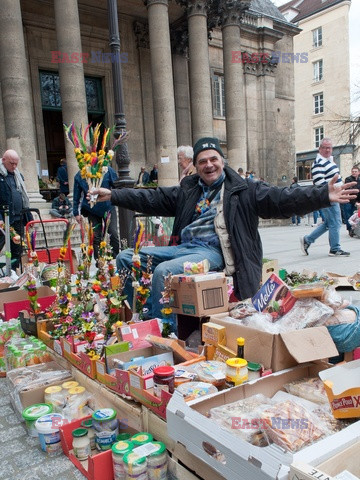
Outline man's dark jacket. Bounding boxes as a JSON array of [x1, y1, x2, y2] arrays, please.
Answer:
[[111, 166, 330, 300]]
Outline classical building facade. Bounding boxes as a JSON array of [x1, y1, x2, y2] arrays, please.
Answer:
[[279, 0, 355, 180], [0, 0, 300, 208]]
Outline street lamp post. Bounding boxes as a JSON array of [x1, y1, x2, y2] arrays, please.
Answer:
[[107, 0, 135, 247]]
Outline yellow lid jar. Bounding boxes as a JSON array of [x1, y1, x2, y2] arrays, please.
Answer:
[[225, 358, 248, 387]]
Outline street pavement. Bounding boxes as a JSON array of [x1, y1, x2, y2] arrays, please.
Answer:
[[259, 221, 360, 303]]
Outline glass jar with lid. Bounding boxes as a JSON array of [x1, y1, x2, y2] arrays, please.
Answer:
[[72, 428, 91, 461], [123, 452, 147, 480], [81, 418, 96, 450], [153, 366, 175, 398], [112, 440, 134, 480], [147, 441, 168, 480]]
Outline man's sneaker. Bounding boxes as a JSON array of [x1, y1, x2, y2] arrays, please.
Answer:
[[300, 236, 310, 255], [328, 250, 350, 257]]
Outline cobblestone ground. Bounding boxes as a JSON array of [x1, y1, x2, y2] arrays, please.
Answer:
[[0, 377, 86, 480]]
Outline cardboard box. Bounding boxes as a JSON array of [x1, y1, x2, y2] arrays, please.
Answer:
[[291, 454, 360, 480], [6, 361, 72, 413], [319, 359, 360, 418], [210, 313, 339, 372], [171, 272, 228, 316], [61, 337, 98, 379], [262, 259, 279, 283], [0, 285, 56, 321], [326, 272, 360, 291], [202, 322, 226, 346], [117, 319, 162, 349], [167, 363, 360, 480]]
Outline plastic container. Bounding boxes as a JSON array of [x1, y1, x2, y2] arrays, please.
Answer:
[[81, 418, 96, 450], [147, 441, 168, 480], [62, 380, 79, 392], [130, 432, 153, 447], [35, 413, 64, 456], [247, 362, 262, 381], [112, 440, 134, 480], [153, 366, 175, 398], [22, 403, 53, 437], [44, 386, 65, 413], [123, 452, 147, 480], [92, 408, 119, 451], [225, 358, 248, 387], [72, 427, 91, 461]]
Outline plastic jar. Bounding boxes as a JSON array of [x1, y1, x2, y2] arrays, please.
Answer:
[[147, 441, 168, 480], [72, 428, 91, 461], [225, 358, 248, 387], [123, 452, 147, 480], [92, 408, 119, 451], [153, 366, 175, 398], [112, 440, 134, 480], [35, 413, 64, 456], [61, 381, 79, 395], [130, 432, 153, 447], [22, 403, 53, 437], [44, 386, 65, 413], [81, 418, 96, 450], [68, 386, 87, 418]]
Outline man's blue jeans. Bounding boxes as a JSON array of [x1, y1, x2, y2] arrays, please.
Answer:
[[116, 243, 225, 319], [304, 203, 342, 252], [343, 202, 356, 232]]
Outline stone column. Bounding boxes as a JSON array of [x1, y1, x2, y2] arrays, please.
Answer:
[[171, 25, 192, 146], [180, 0, 213, 141], [219, 1, 248, 169], [54, 0, 88, 193], [144, 0, 178, 186], [0, 0, 44, 203]]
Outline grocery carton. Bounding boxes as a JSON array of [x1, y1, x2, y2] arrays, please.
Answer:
[[170, 272, 228, 316], [210, 312, 339, 372], [319, 359, 360, 418], [202, 322, 226, 346]]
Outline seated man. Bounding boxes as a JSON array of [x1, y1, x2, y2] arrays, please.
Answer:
[[49, 193, 73, 218], [90, 137, 358, 321]]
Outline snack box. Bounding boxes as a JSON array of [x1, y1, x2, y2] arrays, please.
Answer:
[[166, 363, 360, 480], [252, 273, 296, 320], [202, 322, 226, 346], [210, 313, 339, 372], [117, 319, 162, 349], [319, 359, 360, 419]]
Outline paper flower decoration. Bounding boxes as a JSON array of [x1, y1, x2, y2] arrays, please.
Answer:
[[63, 122, 129, 207]]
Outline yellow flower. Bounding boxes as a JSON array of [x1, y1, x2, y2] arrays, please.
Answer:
[[137, 286, 149, 295], [161, 307, 173, 316], [84, 153, 91, 162], [101, 290, 108, 297], [96, 172, 102, 178], [91, 152, 97, 158], [100, 241, 107, 248], [99, 150, 105, 156]]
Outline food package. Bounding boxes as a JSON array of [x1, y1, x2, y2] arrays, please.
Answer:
[[284, 377, 328, 404], [191, 361, 226, 388], [176, 382, 218, 401], [260, 400, 325, 452]]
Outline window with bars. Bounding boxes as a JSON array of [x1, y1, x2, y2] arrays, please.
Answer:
[[312, 27, 323, 48], [39, 71, 104, 114], [314, 93, 324, 114], [314, 126, 324, 148], [213, 74, 226, 117], [313, 60, 323, 82]]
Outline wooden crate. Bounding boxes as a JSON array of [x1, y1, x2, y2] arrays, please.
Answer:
[[291, 440, 360, 479]]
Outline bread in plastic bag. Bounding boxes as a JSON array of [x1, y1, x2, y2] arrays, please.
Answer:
[[283, 377, 328, 404], [260, 400, 325, 452]]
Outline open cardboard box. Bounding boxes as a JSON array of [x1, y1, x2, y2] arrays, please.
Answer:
[[61, 337, 98, 379], [0, 285, 56, 321], [166, 362, 360, 480], [210, 313, 339, 372], [170, 272, 229, 316]]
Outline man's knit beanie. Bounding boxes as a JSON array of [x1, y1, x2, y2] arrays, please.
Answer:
[[192, 137, 224, 165]]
